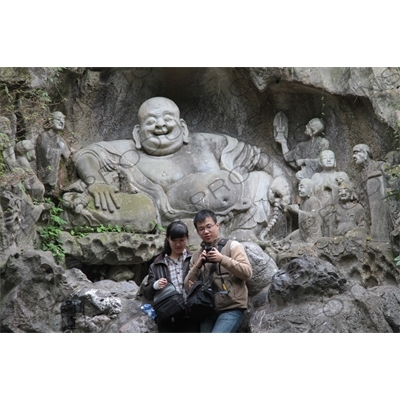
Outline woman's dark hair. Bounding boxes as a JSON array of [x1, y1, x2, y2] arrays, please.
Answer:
[[163, 221, 189, 256]]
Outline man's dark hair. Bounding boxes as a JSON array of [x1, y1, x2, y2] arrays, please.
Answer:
[[193, 209, 217, 229]]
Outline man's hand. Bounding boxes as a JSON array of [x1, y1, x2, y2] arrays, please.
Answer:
[[88, 182, 120, 212], [204, 247, 223, 264]]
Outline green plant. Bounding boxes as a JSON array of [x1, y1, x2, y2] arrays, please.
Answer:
[[0, 130, 11, 176], [70, 223, 125, 238], [151, 220, 166, 233], [37, 199, 67, 263], [0, 68, 67, 137]]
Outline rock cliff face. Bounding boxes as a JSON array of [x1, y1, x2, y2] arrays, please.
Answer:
[[1, 67, 400, 333]]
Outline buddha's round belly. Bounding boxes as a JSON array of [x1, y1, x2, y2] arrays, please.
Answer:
[[166, 171, 245, 213]]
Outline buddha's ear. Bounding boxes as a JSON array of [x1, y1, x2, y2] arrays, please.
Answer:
[[132, 125, 142, 150], [180, 119, 189, 144]]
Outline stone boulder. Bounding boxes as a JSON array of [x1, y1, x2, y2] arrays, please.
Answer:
[[249, 255, 400, 333], [60, 232, 164, 266], [0, 249, 157, 333], [242, 241, 278, 296]]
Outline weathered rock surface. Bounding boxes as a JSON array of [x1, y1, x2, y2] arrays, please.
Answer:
[[0, 241, 277, 333], [2, 67, 400, 333], [0, 249, 157, 333], [249, 256, 400, 333], [242, 241, 278, 296], [248, 67, 400, 131], [60, 232, 164, 266]]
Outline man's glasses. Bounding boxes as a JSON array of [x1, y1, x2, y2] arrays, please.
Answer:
[[197, 224, 216, 233]]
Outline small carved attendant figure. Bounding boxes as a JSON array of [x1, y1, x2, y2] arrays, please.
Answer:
[[275, 117, 329, 181], [36, 111, 71, 192], [311, 149, 350, 207], [285, 178, 322, 244], [331, 181, 368, 237], [0, 116, 16, 171], [15, 140, 45, 202]]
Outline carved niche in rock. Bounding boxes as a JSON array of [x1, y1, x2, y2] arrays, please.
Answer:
[[274, 113, 329, 181], [70, 97, 293, 241]]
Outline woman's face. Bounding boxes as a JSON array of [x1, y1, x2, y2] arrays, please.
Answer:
[[167, 236, 188, 256]]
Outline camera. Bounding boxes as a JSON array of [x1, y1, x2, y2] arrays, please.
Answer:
[[204, 245, 213, 253], [61, 297, 84, 331], [61, 298, 83, 315], [203, 245, 214, 263]]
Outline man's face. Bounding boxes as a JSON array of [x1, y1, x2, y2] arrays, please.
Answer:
[[52, 112, 65, 131], [196, 216, 219, 244], [353, 148, 368, 165], [138, 98, 185, 155], [320, 151, 335, 169]]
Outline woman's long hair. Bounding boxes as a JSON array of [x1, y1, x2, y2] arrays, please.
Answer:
[[163, 221, 189, 256]]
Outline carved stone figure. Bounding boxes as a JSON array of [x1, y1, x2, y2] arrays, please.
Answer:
[[15, 140, 45, 202], [36, 111, 71, 192], [311, 149, 350, 207], [353, 144, 391, 244], [382, 151, 400, 238], [275, 115, 329, 180], [283, 178, 322, 244], [61, 190, 159, 233], [0, 188, 50, 253], [272, 178, 322, 250], [0, 116, 16, 171], [330, 181, 368, 237], [72, 97, 292, 239]]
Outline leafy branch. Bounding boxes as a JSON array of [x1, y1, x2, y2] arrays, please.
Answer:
[[37, 199, 67, 263]]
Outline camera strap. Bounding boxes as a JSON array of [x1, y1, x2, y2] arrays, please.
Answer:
[[208, 238, 229, 289]]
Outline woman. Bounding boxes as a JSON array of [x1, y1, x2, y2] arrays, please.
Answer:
[[144, 221, 199, 333]]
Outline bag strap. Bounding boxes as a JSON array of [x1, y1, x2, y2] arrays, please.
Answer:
[[216, 238, 229, 291]]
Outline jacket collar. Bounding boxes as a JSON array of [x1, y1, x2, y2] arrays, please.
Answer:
[[153, 249, 192, 264], [200, 235, 221, 249]]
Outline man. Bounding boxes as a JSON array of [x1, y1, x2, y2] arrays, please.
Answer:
[[184, 209, 252, 333], [73, 97, 291, 239], [275, 117, 329, 180]]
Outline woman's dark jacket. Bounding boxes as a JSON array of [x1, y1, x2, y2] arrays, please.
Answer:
[[143, 251, 192, 301]]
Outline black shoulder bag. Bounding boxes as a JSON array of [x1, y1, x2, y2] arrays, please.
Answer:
[[185, 239, 228, 322], [152, 282, 186, 324]]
